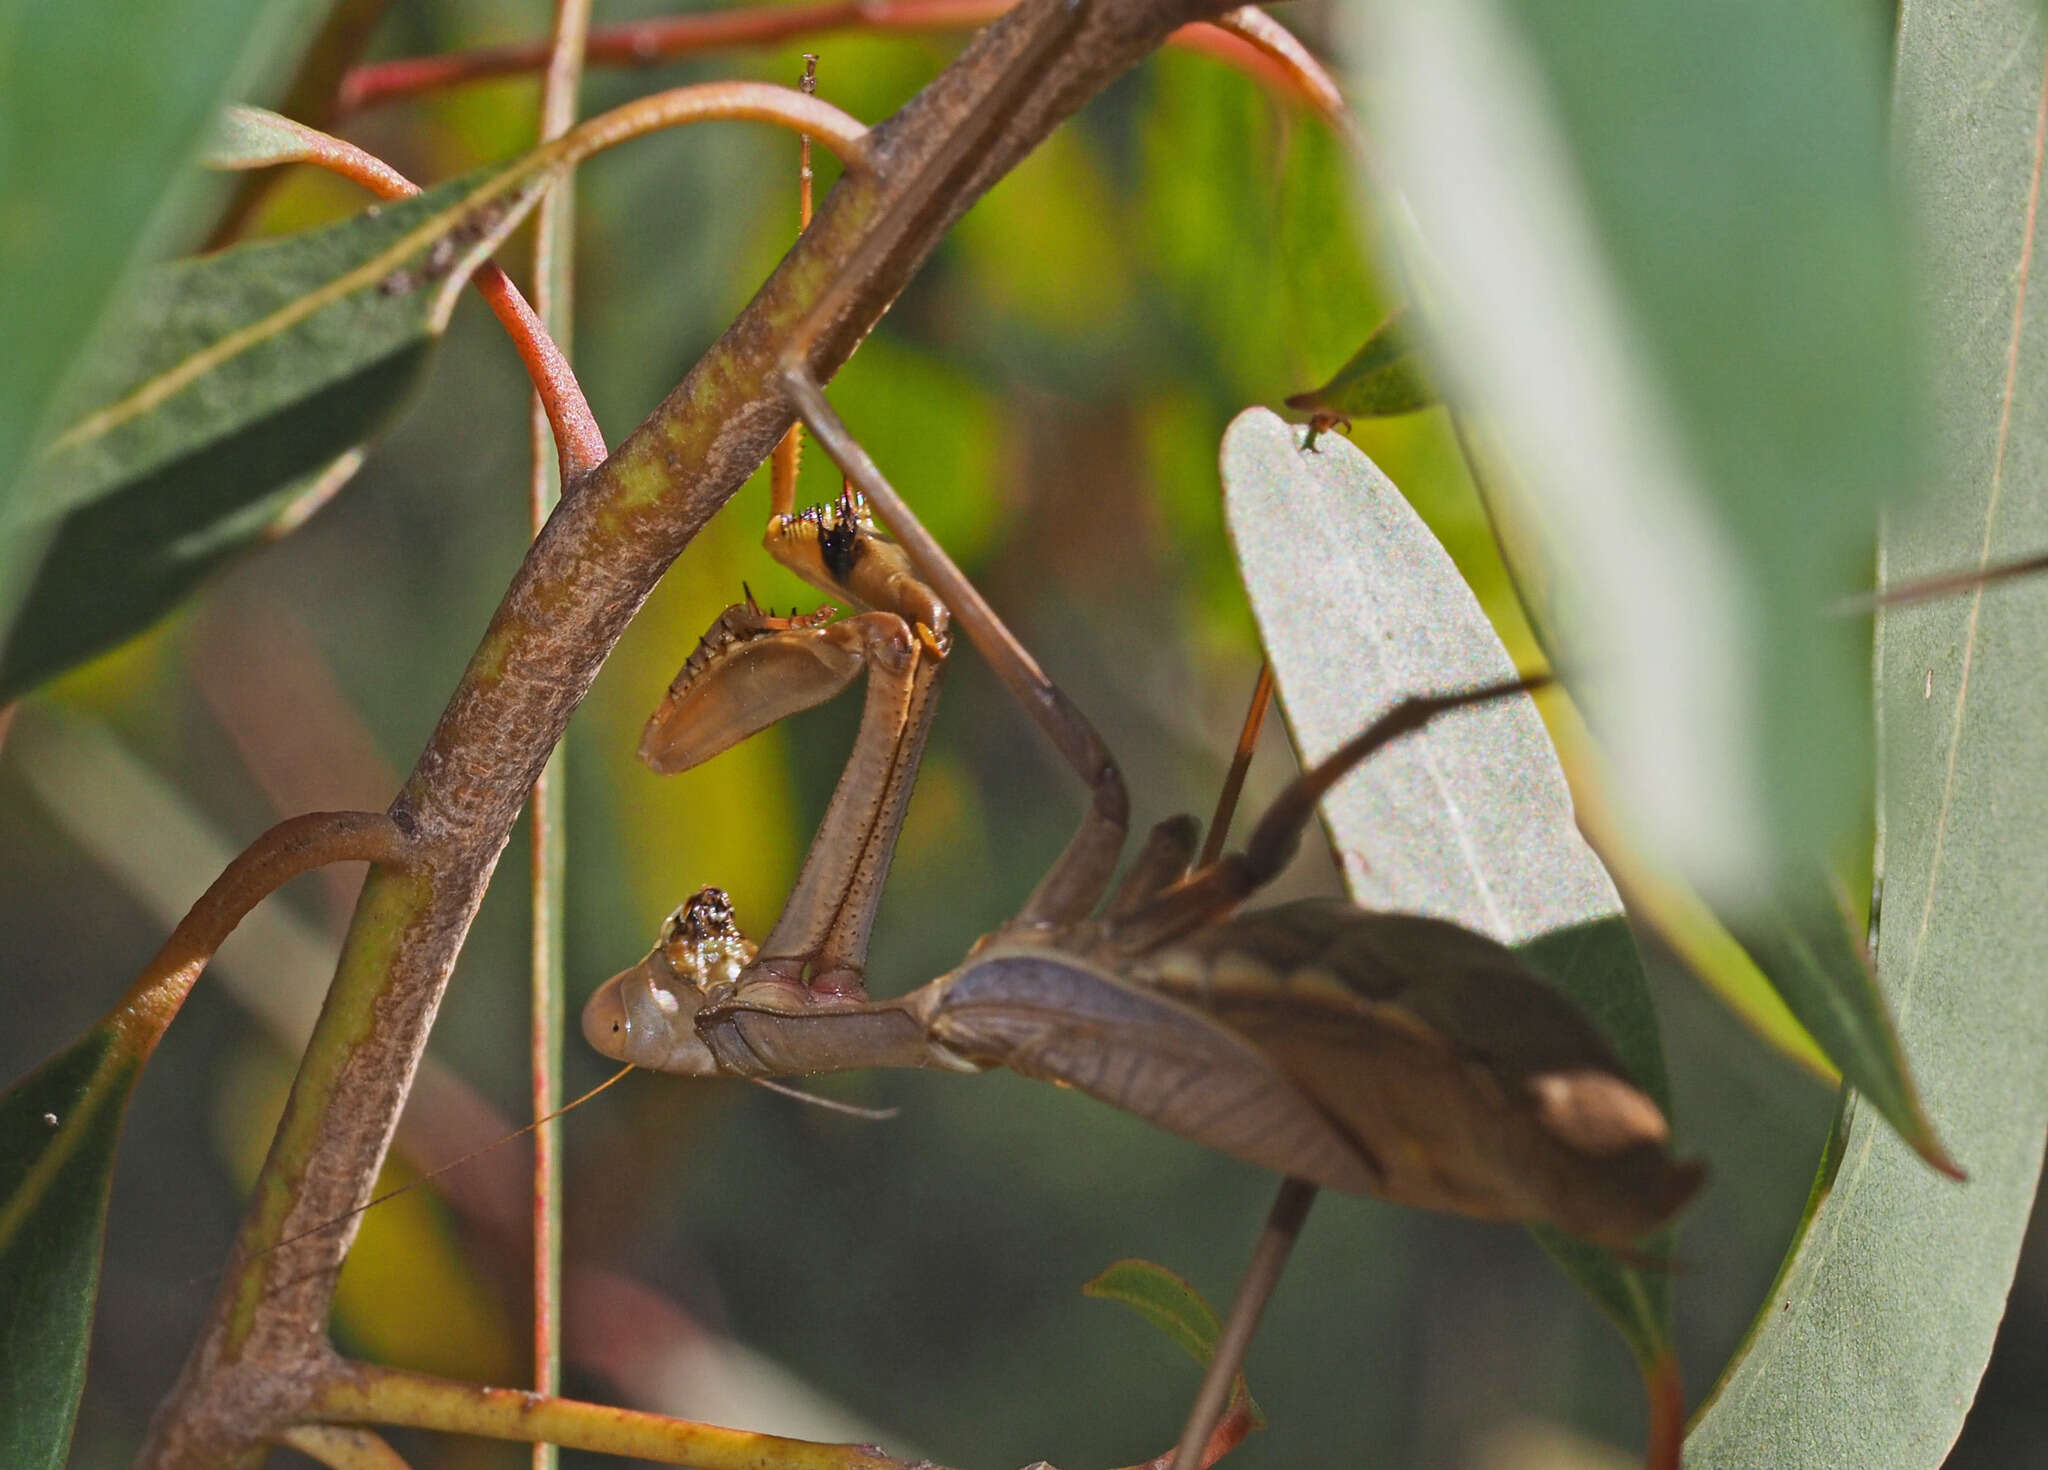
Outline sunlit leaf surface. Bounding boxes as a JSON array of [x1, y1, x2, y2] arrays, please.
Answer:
[[1222, 407, 1677, 1369]]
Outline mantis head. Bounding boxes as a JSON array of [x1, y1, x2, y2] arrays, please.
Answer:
[[582, 887, 754, 1074]]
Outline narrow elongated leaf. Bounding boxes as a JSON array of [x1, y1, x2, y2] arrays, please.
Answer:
[[1719, 896, 1951, 1172], [0, 0, 328, 633], [0, 1028, 144, 1470], [1283, 308, 1437, 425], [1083, 1258, 1263, 1427], [1220, 408, 1678, 1373], [1686, 1, 2048, 1461], [1354, 0, 1914, 906], [0, 164, 547, 700], [1357, 4, 1945, 1163]]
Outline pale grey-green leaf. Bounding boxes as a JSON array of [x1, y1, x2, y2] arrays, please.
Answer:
[[1685, 1, 2048, 1462], [1222, 408, 1613, 947], [1221, 406, 1677, 1368]]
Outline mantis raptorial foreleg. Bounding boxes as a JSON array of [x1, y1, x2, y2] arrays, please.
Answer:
[[637, 489, 951, 1002], [636, 52, 956, 1002]]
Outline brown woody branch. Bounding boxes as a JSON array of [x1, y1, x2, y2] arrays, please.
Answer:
[[139, 0, 1234, 1464]]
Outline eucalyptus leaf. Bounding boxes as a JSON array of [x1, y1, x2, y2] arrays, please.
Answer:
[[1353, 0, 1915, 906], [1283, 308, 1437, 426], [0, 0, 329, 637], [1083, 1258, 1264, 1427], [0, 166, 547, 700], [1220, 407, 1679, 1371], [1720, 895, 1951, 1173], [1463, 425, 1942, 1161], [1354, 0, 1946, 1168], [204, 102, 335, 170], [1686, 0, 2048, 1460], [0, 1027, 145, 1470]]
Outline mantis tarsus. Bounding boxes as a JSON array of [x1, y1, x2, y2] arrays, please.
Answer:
[[579, 365, 1703, 1461]]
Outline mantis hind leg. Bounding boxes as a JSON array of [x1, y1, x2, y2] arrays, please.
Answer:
[[1111, 675, 1554, 952]]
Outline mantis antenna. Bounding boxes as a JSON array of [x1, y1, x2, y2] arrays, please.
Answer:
[[217, 1064, 634, 1283]]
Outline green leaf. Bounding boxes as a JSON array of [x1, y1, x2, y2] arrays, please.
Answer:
[[1355, 0, 1915, 904], [0, 1026, 146, 1470], [203, 102, 331, 170], [0, 0, 330, 649], [1082, 1258, 1264, 1428], [1283, 308, 1437, 424], [1221, 407, 1678, 1370], [1362, 0, 1945, 1168], [1685, 1, 2048, 1460], [0, 164, 546, 700], [1721, 894, 1953, 1174]]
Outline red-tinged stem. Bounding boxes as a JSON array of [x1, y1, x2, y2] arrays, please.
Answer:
[[1642, 1350, 1684, 1470], [337, 0, 1350, 138], [110, 811, 419, 1062], [771, 54, 821, 519], [216, 111, 605, 481], [1181, 9, 1356, 143], [527, 7, 590, 1467], [1199, 659, 1273, 867], [341, 0, 1005, 110]]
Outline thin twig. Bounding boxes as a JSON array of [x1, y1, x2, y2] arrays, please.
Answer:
[[215, 110, 604, 479], [1166, 1177, 1316, 1470], [769, 55, 823, 519], [309, 1361, 950, 1469], [338, 0, 1349, 136], [1199, 660, 1272, 867], [108, 810, 420, 1061], [527, 5, 592, 1466]]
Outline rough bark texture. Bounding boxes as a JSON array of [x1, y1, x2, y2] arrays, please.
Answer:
[[140, 0, 1232, 1463]]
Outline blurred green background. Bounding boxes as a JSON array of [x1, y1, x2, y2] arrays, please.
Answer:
[[3, 0, 2043, 1466]]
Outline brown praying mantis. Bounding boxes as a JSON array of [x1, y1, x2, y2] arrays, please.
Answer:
[[566, 37, 1702, 1457], [580, 365, 1702, 1470]]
